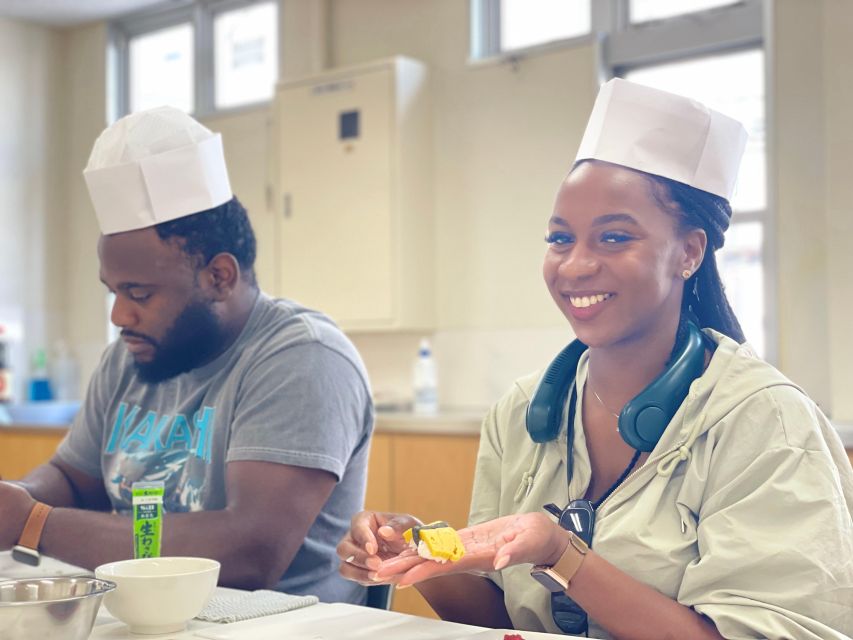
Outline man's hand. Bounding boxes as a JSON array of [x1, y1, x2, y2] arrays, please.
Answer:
[[0, 482, 36, 550]]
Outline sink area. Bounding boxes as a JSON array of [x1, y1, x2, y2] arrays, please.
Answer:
[[0, 401, 80, 427]]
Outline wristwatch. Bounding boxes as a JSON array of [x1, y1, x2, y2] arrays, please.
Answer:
[[12, 502, 53, 566], [530, 530, 589, 592]]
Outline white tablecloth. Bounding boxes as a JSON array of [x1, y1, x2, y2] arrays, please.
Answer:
[[0, 552, 569, 640]]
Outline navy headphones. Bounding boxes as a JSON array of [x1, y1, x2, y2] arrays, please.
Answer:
[[526, 321, 706, 451]]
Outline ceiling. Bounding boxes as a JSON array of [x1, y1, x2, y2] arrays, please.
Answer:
[[0, 0, 175, 27]]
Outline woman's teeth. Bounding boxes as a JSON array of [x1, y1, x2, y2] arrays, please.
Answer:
[[569, 293, 613, 308]]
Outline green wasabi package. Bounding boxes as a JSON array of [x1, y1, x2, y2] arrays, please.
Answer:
[[132, 481, 164, 559]]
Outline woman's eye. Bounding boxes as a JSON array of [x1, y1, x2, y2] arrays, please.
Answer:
[[545, 232, 573, 246], [601, 231, 633, 244]]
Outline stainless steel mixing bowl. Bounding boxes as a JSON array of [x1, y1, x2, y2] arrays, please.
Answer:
[[0, 576, 116, 639]]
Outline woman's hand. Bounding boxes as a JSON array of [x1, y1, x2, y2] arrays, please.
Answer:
[[337, 510, 422, 585], [376, 512, 569, 587]]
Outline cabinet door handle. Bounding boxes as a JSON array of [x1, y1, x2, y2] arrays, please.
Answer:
[[283, 193, 292, 219]]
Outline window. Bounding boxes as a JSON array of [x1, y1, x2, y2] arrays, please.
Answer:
[[129, 23, 194, 114], [716, 222, 764, 354], [629, 0, 741, 24], [214, 2, 278, 110], [626, 51, 766, 355], [612, 1, 768, 357], [471, 0, 592, 60], [112, 0, 279, 118]]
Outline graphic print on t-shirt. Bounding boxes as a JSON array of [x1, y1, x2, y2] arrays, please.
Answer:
[[103, 401, 216, 512]]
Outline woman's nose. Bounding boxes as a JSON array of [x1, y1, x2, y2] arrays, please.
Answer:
[[558, 245, 600, 280]]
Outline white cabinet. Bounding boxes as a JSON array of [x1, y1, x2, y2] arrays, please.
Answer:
[[273, 57, 433, 331]]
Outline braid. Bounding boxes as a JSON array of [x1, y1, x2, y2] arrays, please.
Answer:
[[647, 176, 746, 344]]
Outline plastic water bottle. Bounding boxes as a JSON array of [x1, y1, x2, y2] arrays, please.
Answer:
[[413, 338, 438, 414], [51, 341, 80, 401], [0, 325, 10, 404], [28, 348, 53, 402]]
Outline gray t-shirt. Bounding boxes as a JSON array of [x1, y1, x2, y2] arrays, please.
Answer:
[[57, 294, 373, 604]]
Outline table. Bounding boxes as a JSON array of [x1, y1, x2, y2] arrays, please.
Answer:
[[0, 553, 569, 640]]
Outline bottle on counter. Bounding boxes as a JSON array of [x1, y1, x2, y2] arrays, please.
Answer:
[[412, 337, 438, 415], [0, 325, 10, 404], [28, 348, 53, 402], [51, 341, 80, 402]]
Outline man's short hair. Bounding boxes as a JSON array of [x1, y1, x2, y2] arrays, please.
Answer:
[[154, 196, 257, 283]]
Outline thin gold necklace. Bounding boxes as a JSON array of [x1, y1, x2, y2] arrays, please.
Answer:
[[588, 368, 621, 419]]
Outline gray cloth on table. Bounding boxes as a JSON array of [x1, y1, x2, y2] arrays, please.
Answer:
[[196, 589, 319, 623]]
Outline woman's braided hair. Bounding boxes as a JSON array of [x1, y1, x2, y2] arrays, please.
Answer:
[[645, 174, 746, 344]]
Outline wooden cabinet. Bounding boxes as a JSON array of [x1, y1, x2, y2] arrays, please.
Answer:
[[273, 57, 434, 331], [0, 427, 66, 479], [365, 431, 480, 619]]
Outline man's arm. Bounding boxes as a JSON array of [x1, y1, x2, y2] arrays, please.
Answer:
[[3, 459, 336, 590], [17, 456, 111, 510]]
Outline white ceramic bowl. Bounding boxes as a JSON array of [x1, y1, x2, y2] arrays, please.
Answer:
[[94, 557, 220, 635]]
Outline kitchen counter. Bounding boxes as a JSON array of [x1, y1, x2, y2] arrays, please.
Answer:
[[2, 413, 852, 447], [375, 409, 484, 436]]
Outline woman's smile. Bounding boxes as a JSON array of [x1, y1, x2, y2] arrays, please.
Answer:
[[562, 290, 615, 321], [568, 292, 614, 309]]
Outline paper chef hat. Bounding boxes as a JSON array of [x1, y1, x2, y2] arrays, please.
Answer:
[[84, 106, 233, 235], [575, 78, 748, 201]]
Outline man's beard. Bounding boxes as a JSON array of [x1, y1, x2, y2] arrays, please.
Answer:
[[132, 299, 227, 384]]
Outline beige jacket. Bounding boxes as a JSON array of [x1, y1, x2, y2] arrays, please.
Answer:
[[469, 331, 853, 639]]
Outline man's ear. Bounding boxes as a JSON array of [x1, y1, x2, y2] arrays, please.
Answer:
[[201, 253, 241, 301]]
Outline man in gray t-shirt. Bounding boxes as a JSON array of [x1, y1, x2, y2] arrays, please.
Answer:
[[0, 107, 372, 604]]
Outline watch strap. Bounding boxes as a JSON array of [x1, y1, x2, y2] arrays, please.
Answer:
[[552, 530, 588, 585], [17, 501, 52, 552], [531, 531, 589, 591]]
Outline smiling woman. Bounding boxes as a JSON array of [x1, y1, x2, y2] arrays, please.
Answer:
[[337, 78, 853, 640]]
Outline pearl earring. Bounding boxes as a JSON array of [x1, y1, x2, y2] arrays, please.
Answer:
[[682, 269, 692, 280]]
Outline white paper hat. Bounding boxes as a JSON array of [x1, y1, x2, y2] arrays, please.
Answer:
[[575, 78, 748, 200], [84, 106, 233, 234]]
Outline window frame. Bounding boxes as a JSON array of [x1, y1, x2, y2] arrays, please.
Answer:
[[469, 0, 601, 64], [605, 0, 762, 69], [110, 0, 278, 119]]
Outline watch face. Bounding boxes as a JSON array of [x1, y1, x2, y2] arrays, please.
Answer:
[[530, 566, 567, 592], [11, 545, 40, 567]]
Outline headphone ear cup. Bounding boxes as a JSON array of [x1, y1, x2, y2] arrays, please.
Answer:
[[527, 340, 588, 443], [618, 322, 706, 451]]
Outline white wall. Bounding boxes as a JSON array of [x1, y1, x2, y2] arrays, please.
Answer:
[[9, 0, 853, 419], [330, 0, 592, 407], [821, 1, 853, 421], [770, 0, 853, 420], [58, 23, 111, 397], [0, 18, 65, 400]]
